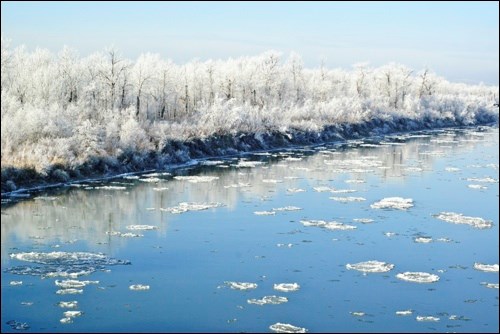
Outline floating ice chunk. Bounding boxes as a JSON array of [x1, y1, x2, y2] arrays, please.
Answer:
[[94, 186, 126, 190], [448, 314, 470, 321], [34, 196, 58, 201], [202, 160, 225, 166], [287, 188, 306, 193], [6, 320, 30, 330], [120, 232, 143, 238], [273, 206, 302, 211], [331, 189, 357, 193], [465, 177, 498, 183], [346, 260, 394, 273], [330, 196, 366, 202], [161, 202, 224, 214], [63, 311, 82, 318], [396, 272, 439, 283], [139, 177, 161, 183], [350, 311, 365, 317], [277, 243, 294, 248], [56, 288, 83, 294], [174, 175, 219, 183], [247, 295, 288, 305], [371, 197, 413, 210], [445, 167, 461, 172], [313, 186, 335, 192], [432, 212, 493, 229], [234, 161, 265, 168], [123, 175, 140, 179], [353, 218, 374, 224], [300, 220, 357, 231], [480, 282, 499, 289], [273, 283, 300, 292], [404, 167, 423, 172], [152, 187, 168, 191], [20, 302, 33, 306], [224, 281, 258, 290], [396, 310, 413, 316], [129, 284, 150, 291], [414, 237, 432, 243], [345, 179, 365, 183], [55, 280, 98, 288], [10, 251, 128, 266], [269, 322, 308, 333], [126, 225, 158, 231], [60, 317, 73, 324], [436, 237, 452, 243], [224, 183, 250, 188], [58, 301, 78, 308], [262, 179, 283, 184], [473, 263, 499, 273], [468, 184, 487, 189], [254, 211, 276, 216], [416, 316, 440, 322], [10, 281, 23, 286]]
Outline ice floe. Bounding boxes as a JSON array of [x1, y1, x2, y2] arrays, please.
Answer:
[[93, 186, 126, 190], [353, 218, 374, 224], [254, 211, 276, 216], [396, 272, 439, 283], [60, 318, 73, 324], [6, 320, 30, 330], [139, 177, 161, 183], [416, 316, 440, 322], [63, 311, 82, 318], [370, 197, 413, 210], [152, 187, 168, 191], [58, 301, 78, 308], [445, 167, 461, 172], [432, 212, 493, 229], [467, 184, 487, 189], [224, 281, 258, 290], [234, 161, 265, 168], [6, 251, 130, 278], [262, 179, 283, 184], [273, 283, 300, 292], [269, 323, 308, 333], [346, 260, 394, 273], [56, 288, 83, 294], [10, 281, 23, 286], [224, 182, 250, 188], [247, 295, 288, 305], [174, 175, 219, 183], [345, 179, 365, 183], [330, 196, 366, 202], [273, 206, 302, 211], [300, 220, 357, 231], [465, 177, 498, 183], [350, 312, 365, 317], [287, 188, 306, 193], [160, 202, 224, 214], [480, 282, 499, 289], [414, 237, 432, 243], [396, 310, 413, 316], [473, 263, 499, 273], [125, 225, 158, 230], [55, 279, 98, 288], [106, 231, 143, 238], [129, 284, 150, 291]]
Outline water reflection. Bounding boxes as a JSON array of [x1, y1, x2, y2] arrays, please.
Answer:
[[1, 126, 498, 260]]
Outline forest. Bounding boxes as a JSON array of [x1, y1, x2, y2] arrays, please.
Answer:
[[1, 37, 498, 191]]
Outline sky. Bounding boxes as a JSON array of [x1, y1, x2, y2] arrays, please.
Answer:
[[1, 1, 498, 85]]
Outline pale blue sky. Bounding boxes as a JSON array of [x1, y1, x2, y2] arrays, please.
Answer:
[[2, 1, 498, 84]]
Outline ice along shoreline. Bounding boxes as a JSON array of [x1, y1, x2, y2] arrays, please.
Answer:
[[1, 116, 498, 197]]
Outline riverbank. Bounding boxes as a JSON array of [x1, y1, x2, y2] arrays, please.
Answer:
[[2, 113, 498, 195]]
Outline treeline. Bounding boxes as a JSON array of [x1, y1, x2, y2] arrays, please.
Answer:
[[1, 37, 498, 183]]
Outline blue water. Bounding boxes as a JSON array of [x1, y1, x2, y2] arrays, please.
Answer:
[[2, 126, 498, 333]]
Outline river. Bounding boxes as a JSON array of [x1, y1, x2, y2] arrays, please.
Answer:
[[2, 125, 498, 333]]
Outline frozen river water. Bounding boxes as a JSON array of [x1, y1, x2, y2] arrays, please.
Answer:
[[2, 125, 498, 333]]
